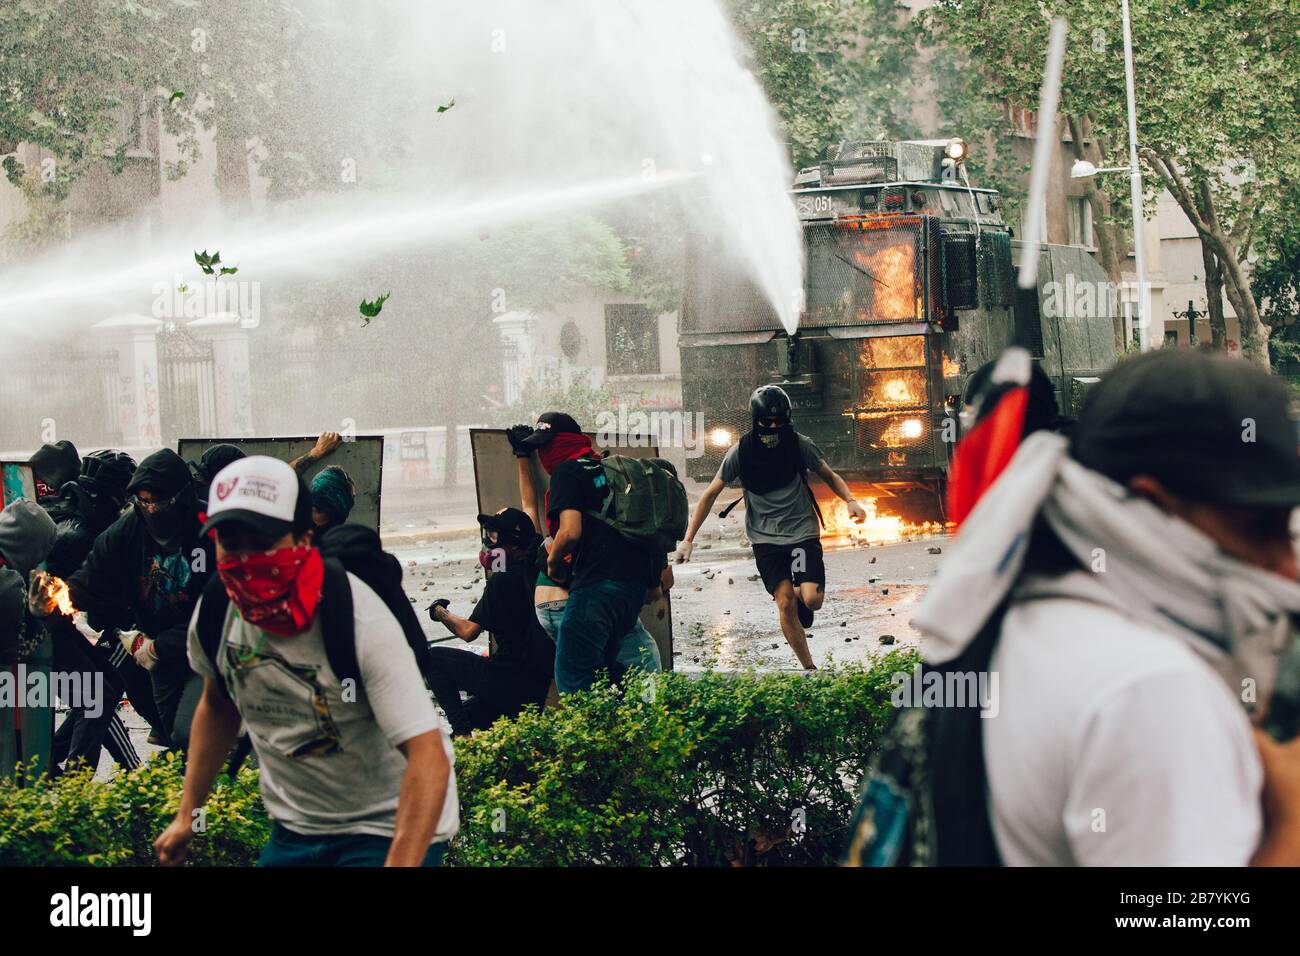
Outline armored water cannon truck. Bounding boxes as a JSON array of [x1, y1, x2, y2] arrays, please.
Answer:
[[678, 138, 1118, 523]]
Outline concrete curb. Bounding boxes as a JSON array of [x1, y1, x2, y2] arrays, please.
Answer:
[[380, 525, 479, 549]]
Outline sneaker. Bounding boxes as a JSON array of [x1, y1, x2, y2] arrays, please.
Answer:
[[795, 597, 814, 628]]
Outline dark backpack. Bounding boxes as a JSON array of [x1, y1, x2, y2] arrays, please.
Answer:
[[583, 454, 688, 554], [843, 602, 1007, 867], [195, 525, 436, 696]]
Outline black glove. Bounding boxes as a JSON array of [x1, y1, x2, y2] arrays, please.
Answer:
[[427, 598, 451, 622], [506, 424, 535, 458]]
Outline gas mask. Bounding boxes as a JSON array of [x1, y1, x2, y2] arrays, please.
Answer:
[[756, 415, 788, 447]]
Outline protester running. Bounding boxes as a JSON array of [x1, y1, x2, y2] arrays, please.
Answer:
[[678, 385, 865, 669], [155, 455, 457, 867]]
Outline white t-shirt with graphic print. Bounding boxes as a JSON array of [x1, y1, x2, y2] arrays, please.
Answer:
[[188, 572, 459, 842]]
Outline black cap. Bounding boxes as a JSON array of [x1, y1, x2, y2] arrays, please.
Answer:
[[521, 411, 583, 447], [1071, 348, 1300, 508], [191, 443, 247, 485], [476, 506, 537, 545]]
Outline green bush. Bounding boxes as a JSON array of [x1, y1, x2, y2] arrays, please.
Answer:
[[0, 752, 267, 867], [449, 652, 915, 866], [0, 654, 914, 867]]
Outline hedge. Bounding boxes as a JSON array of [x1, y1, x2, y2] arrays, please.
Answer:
[[0, 650, 914, 867], [449, 654, 913, 866], [0, 752, 267, 867]]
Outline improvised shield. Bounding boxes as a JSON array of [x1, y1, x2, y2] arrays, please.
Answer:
[[178, 436, 385, 534]]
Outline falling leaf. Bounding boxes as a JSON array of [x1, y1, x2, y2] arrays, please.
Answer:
[[436, 98, 455, 113], [194, 249, 223, 275], [168, 91, 185, 104], [218, 266, 238, 276], [359, 292, 391, 325], [176, 282, 188, 294]]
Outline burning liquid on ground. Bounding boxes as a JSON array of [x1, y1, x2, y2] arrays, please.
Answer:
[[816, 487, 952, 545]]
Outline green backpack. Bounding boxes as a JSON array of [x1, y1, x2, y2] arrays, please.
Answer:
[[583, 455, 688, 554]]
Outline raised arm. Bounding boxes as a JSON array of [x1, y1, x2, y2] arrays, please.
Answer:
[[517, 457, 543, 534], [289, 431, 343, 477]]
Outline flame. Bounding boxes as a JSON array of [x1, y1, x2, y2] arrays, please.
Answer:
[[844, 235, 918, 321], [34, 571, 76, 616], [942, 354, 960, 379], [858, 335, 925, 370], [860, 370, 926, 408], [817, 492, 951, 544]]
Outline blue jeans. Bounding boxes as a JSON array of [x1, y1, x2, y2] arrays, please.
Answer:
[[539, 596, 661, 687], [615, 619, 662, 674], [259, 822, 447, 867], [555, 579, 646, 694]]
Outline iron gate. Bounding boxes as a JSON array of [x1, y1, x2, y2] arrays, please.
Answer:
[[157, 326, 217, 445]]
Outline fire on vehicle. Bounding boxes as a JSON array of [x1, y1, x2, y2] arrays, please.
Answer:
[[678, 138, 1119, 533]]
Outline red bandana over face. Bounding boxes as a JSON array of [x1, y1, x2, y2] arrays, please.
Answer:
[[217, 545, 324, 636], [537, 432, 594, 475]]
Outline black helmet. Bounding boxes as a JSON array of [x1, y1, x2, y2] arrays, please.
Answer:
[[750, 385, 793, 427], [78, 450, 137, 504]]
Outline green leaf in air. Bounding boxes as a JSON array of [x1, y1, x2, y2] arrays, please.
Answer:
[[359, 292, 391, 325]]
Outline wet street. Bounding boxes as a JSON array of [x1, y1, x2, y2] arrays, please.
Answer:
[[91, 524, 948, 778], [392, 526, 948, 671]]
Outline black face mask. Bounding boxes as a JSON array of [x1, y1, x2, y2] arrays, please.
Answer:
[[136, 498, 187, 550], [738, 422, 801, 494]]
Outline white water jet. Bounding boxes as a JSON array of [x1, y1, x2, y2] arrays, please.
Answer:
[[1, 0, 803, 332]]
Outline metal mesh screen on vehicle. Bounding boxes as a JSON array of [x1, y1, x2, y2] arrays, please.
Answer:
[[978, 230, 1015, 307], [851, 334, 940, 471], [804, 219, 924, 327]]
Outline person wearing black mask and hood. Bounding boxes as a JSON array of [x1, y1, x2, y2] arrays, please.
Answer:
[[678, 385, 867, 670], [66, 448, 214, 750], [426, 507, 555, 736], [28, 440, 80, 503], [33, 450, 146, 771]]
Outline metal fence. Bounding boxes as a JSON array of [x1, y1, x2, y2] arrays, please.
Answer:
[[0, 348, 121, 453]]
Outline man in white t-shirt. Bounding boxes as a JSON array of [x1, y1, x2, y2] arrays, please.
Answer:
[[155, 456, 457, 867], [860, 349, 1300, 866]]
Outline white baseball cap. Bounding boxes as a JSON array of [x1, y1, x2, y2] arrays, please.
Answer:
[[200, 455, 311, 538]]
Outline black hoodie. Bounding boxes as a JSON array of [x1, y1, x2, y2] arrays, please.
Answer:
[[68, 449, 213, 725], [29, 441, 80, 500]]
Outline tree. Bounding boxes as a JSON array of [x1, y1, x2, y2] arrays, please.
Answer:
[[928, 0, 1300, 368], [1, 0, 401, 241], [725, 0, 923, 170]]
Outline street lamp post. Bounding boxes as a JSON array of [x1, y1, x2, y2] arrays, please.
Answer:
[[1171, 300, 1205, 346], [1071, 1, 1150, 351], [1120, 0, 1149, 352]]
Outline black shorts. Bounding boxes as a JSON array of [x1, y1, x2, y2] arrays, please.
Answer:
[[751, 538, 825, 596]]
